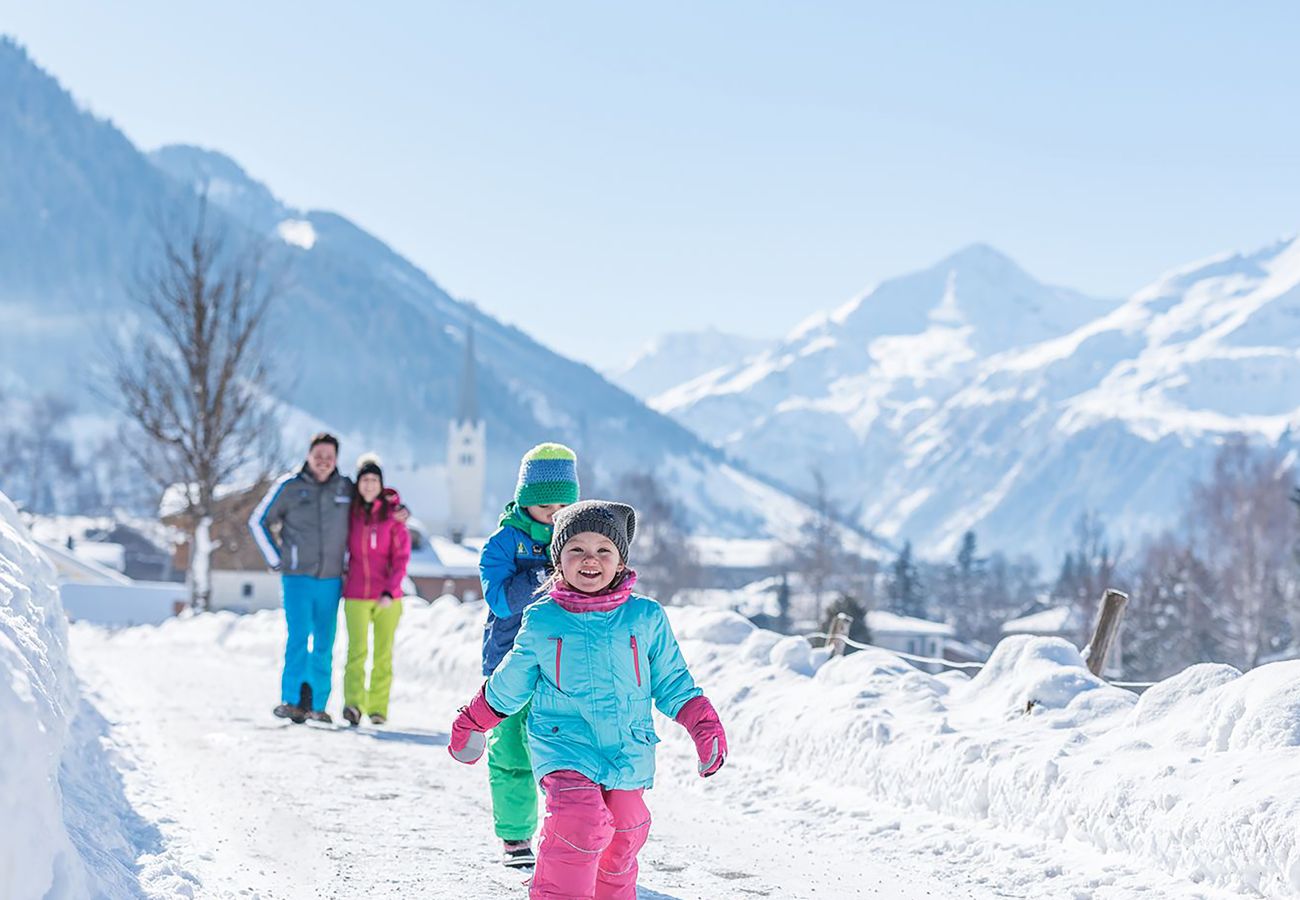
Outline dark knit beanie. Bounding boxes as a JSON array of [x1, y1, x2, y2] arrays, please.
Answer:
[[550, 500, 637, 565], [515, 443, 580, 507], [355, 452, 384, 486]]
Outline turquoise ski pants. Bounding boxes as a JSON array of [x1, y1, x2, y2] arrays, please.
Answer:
[[281, 575, 342, 710]]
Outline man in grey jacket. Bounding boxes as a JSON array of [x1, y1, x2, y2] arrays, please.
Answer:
[[249, 433, 355, 724]]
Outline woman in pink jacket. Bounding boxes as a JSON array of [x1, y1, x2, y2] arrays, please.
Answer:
[[342, 454, 412, 726]]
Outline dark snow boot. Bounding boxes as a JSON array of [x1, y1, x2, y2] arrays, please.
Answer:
[[274, 703, 307, 724], [502, 841, 535, 869], [343, 705, 361, 726], [306, 709, 333, 724], [369, 713, 387, 725]]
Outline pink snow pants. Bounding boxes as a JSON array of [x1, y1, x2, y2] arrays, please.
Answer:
[[531, 770, 651, 900]]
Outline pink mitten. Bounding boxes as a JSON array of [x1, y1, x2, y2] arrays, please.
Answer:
[[675, 695, 728, 777], [448, 686, 505, 764]]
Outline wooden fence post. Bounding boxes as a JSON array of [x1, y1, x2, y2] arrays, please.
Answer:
[[826, 613, 852, 657], [1086, 589, 1129, 677]]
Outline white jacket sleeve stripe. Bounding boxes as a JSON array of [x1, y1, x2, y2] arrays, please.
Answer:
[[248, 474, 294, 568]]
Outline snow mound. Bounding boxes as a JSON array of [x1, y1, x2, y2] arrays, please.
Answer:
[[0, 490, 188, 898], [965, 635, 1111, 714], [0, 490, 86, 898], [1203, 661, 1300, 752], [1130, 662, 1241, 727], [663, 606, 755, 644], [767, 635, 818, 675]]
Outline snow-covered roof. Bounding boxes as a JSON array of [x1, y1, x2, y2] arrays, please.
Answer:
[[688, 537, 782, 569], [25, 513, 178, 553], [38, 541, 134, 586], [866, 610, 954, 637], [1001, 605, 1080, 635], [407, 535, 483, 579]]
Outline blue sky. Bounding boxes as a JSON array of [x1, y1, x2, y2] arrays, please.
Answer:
[[5, 2, 1299, 369]]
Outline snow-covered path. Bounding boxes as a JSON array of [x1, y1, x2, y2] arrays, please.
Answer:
[[69, 607, 1246, 900]]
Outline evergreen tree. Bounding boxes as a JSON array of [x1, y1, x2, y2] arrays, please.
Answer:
[[888, 541, 925, 619], [775, 573, 792, 634]]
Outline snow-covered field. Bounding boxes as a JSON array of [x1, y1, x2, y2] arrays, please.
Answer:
[[5, 497, 1299, 898]]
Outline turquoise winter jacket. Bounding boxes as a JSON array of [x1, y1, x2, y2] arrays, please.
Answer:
[[484, 593, 702, 790]]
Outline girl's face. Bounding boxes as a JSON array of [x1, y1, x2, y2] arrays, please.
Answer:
[[525, 503, 566, 525], [358, 473, 382, 504], [559, 531, 623, 594]]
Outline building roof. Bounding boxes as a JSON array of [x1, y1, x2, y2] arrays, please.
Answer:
[[1002, 605, 1080, 635], [38, 541, 134, 586], [407, 534, 483, 579], [866, 610, 955, 637], [688, 537, 782, 569]]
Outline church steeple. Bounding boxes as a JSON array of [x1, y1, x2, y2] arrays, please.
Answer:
[[447, 324, 486, 543], [456, 327, 479, 425]]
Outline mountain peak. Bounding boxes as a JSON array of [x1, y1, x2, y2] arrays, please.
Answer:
[[150, 144, 286, 229], [937, 242, 1025, 276]]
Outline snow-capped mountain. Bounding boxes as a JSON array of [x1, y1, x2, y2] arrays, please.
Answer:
[[655, 239, 1300, 560], [608, 329, 772, 400], [0, 38, 847, 542]]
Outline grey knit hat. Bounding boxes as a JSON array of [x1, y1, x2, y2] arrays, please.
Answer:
[[550, 500, 637, 564]]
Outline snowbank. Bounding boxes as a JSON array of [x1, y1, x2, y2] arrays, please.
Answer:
[[0, 491, 87, 898], [0, 491, 182, 898], [676, 613, 1300, 897], [103, 597, 1300, 897]]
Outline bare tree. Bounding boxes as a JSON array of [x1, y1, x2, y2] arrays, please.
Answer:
[[783, 467, 856, 622], [614, 470, 702, 603], [1055, 511, 1123, 646], [109, 198, 281, 609], [1123, 533, 1218, 680], [1187, 438, 1298, 668], [0, 391, 82, 513]]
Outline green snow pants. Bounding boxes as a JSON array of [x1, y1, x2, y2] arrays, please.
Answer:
[[343, 598, 403, 718], [488, 702, 538, 841]]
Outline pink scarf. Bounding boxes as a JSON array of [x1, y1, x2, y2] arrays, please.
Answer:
[[549, 570, 638, 613]]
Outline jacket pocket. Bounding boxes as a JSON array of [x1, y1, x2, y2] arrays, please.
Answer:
[[629, 723, 661, 745]]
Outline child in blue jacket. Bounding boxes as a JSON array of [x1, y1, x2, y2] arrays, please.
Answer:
[[477, 443, 580, 867], [452, 500, 728, 900]]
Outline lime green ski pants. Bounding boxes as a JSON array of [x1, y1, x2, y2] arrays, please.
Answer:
[[343, 598, 402, 717], [488, 703, 538, 841]]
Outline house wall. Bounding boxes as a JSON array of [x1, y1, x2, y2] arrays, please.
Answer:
[[61, 582, 187, 626], [210, 571, 284, 613], [872, 633, 948, 672]]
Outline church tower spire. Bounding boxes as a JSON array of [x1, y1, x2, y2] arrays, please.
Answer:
[[447, 326, 486, 543]]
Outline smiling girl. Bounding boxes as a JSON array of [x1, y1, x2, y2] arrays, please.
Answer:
[[450, 500, 728, 900]]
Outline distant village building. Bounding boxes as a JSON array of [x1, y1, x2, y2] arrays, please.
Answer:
[[405, 527, 482, 602], [864, 611, 956, 673], [28, 517, 187, 626], [1001, 605, 1083, 642], [164, 483, 282, 612], [446, 326, 486, 544]]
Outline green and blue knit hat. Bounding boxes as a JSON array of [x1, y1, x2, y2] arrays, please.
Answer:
[[515, 443, 580, 508]]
